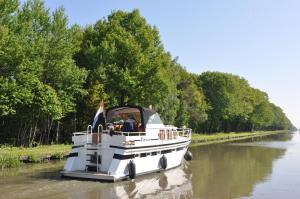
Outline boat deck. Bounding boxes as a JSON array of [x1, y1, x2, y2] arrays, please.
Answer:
[[61, 170, 120, 181]]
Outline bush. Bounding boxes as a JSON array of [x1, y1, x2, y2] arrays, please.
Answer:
[[0, 153, 20, 169]]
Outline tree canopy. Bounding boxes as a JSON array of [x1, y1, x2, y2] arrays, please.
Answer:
[[196, 72, 295, 133], [0, 0, 86, 145], [0, 0, 295, 145]]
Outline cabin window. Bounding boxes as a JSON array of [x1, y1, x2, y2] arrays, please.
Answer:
[[161, 149, 172, 154], [106, 107, 143, 132], [151, 152, 157, 156], [140, 153, 147, 157]]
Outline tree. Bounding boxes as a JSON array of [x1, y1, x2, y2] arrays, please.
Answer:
[[0, 1, 295, 145], [197, 72, 253, 133], [174, 65, 208, 131], [268, 103, 295, 130], [0, 0, 86, 145], [76, 10, 177, 123], [248, 89, 274, 131]]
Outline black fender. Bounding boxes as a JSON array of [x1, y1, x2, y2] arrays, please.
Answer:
[[109, 129, 114, 136], [160, 155, 167, 170], [128, 160, 136, 179], [184, 150, 193, 161]]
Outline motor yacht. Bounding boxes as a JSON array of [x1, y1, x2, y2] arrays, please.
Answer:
[[61, 105, 192, 181]]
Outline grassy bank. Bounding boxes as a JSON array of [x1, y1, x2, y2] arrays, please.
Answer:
[[0, 145, 71, 169], [0, 130, 290, 169], [191, 130, 289, 147]]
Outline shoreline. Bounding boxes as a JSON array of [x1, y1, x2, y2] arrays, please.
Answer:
[[0, 130, 290, 169], [190, 130, 290, 147]]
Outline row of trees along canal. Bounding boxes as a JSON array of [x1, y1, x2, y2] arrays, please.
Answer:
[[0, 0, 295, 146]]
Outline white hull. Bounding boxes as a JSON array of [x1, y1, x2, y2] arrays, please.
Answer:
[[61, 106, 192, 181], [61, 134, 190, 181]]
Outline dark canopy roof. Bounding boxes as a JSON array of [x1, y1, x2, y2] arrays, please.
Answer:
[[105, 105, 162, 128]]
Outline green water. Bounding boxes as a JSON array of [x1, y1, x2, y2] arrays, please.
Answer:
[[1, 133, 299, 199]]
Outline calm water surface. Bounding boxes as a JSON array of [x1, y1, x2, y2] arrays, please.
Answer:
[[1, 132, 300, 199]]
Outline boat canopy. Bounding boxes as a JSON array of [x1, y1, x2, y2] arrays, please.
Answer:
[[105, 105, 163, 130]]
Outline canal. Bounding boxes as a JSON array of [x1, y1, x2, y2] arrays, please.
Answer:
[[1, 132, 299, 199]]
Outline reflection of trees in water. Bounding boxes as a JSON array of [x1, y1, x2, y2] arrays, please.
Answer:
[[190, 144, 286, 199]]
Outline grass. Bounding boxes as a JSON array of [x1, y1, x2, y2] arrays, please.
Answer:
[[190, 130, 290, 147], [0, 153, 20, 169], [0, 144, 71, 169]]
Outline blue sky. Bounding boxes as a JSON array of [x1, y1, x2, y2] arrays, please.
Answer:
[[38, 0, 300, 127]]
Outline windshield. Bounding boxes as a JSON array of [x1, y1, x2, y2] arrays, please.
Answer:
[[146, 113, 163, 124], [106, 107, 141, 124]]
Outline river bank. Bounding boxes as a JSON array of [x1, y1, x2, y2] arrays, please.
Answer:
[[0, 130, 290, 169], [0, 145, 70, 169], [190, 130, 290, 147]]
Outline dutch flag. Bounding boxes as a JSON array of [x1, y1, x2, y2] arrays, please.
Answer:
[[92, 100, 104, 129]]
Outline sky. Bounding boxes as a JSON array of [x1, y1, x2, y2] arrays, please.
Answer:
[[37, 0, 300, 127]]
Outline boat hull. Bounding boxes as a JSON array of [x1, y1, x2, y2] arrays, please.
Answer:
[[61, 142, 189, 181]]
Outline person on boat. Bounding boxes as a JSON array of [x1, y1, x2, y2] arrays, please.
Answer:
[[123, 115, 136, 132]]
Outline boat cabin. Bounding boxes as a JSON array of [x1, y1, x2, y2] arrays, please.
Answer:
[[73, 105, 190, 147], [101, 106, 163, 133]]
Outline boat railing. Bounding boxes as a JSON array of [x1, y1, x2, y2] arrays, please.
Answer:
[[73, 126, 191, 142], [97, 124, 103, 144], [157, 127, 192, 140], [86, 125, 93, 144], [73, 131, 88, 136], [177, 128, 192, 138], [70, 125, 101, 145], [110, 131, 146, 136]]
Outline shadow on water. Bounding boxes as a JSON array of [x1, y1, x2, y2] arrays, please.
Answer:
[[0, 133, 294, 199]]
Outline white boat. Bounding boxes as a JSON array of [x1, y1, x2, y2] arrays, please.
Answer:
[[61, 105, 192, 181]]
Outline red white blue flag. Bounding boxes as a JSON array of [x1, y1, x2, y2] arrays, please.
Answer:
[[92, 100, 104, 129]]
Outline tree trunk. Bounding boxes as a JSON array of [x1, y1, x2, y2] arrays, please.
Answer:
[[46, 117, 53, 144], [56, 121, 60, 143], [30, 120, 38, 147]]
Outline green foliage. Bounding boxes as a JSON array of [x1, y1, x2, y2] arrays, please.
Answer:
[[196, 72, 294, 133], [0, 152, 20, 169], [76, 10, 192, 125], [77, 10, 168, 107], [174, 64, 208, 130], [0, 1, 295, 145], [0, 144, 71, 168], [197, 72, 252, 132], [0, 0, 18, 25], [248, 89, 274, 130], [0, 0, 86, 145], [268, 103, 294, 130]]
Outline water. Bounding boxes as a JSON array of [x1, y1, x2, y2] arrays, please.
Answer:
[[1, 132, 300, 199]]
